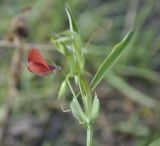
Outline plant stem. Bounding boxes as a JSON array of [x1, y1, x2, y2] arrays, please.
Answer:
[[66, 78, 76, 97], [87, 125, 93, 146], [62, 72, 76, 98]]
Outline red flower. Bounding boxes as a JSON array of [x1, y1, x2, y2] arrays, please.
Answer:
[[27, 48, 61, 76]]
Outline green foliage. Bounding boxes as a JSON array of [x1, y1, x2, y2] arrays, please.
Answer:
[[91, 30, 135, 90], [0, 0, 160, 146], [148, 138, 160, 146], [52, 6, 135, 146], [65, 3, 80, 34]]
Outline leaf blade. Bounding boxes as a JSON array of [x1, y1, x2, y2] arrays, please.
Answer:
[[65, 3, 80, 34], [91, 30, 135, 90]]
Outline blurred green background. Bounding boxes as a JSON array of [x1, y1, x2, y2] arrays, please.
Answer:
[[0, 0, 160, 146]]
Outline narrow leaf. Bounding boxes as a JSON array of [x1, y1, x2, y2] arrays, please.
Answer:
[[65, 3, 80, 34], [91, 30, 134, 90]]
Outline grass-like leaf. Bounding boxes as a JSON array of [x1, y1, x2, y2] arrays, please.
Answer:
[[65, 3, 80, 34], [91, 30, 135, 90]]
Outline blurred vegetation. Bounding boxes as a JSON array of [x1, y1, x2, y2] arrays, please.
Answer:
[[0, 0, 160, 146]]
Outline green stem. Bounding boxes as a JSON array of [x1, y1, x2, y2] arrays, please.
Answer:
[[62, 72, 76, 98], [87, 125, 93, 146], [66, 78, 76, 97]]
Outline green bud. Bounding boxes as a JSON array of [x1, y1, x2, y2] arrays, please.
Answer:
[[70, 97, 86, 124], [91, 94, 100, 122]]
